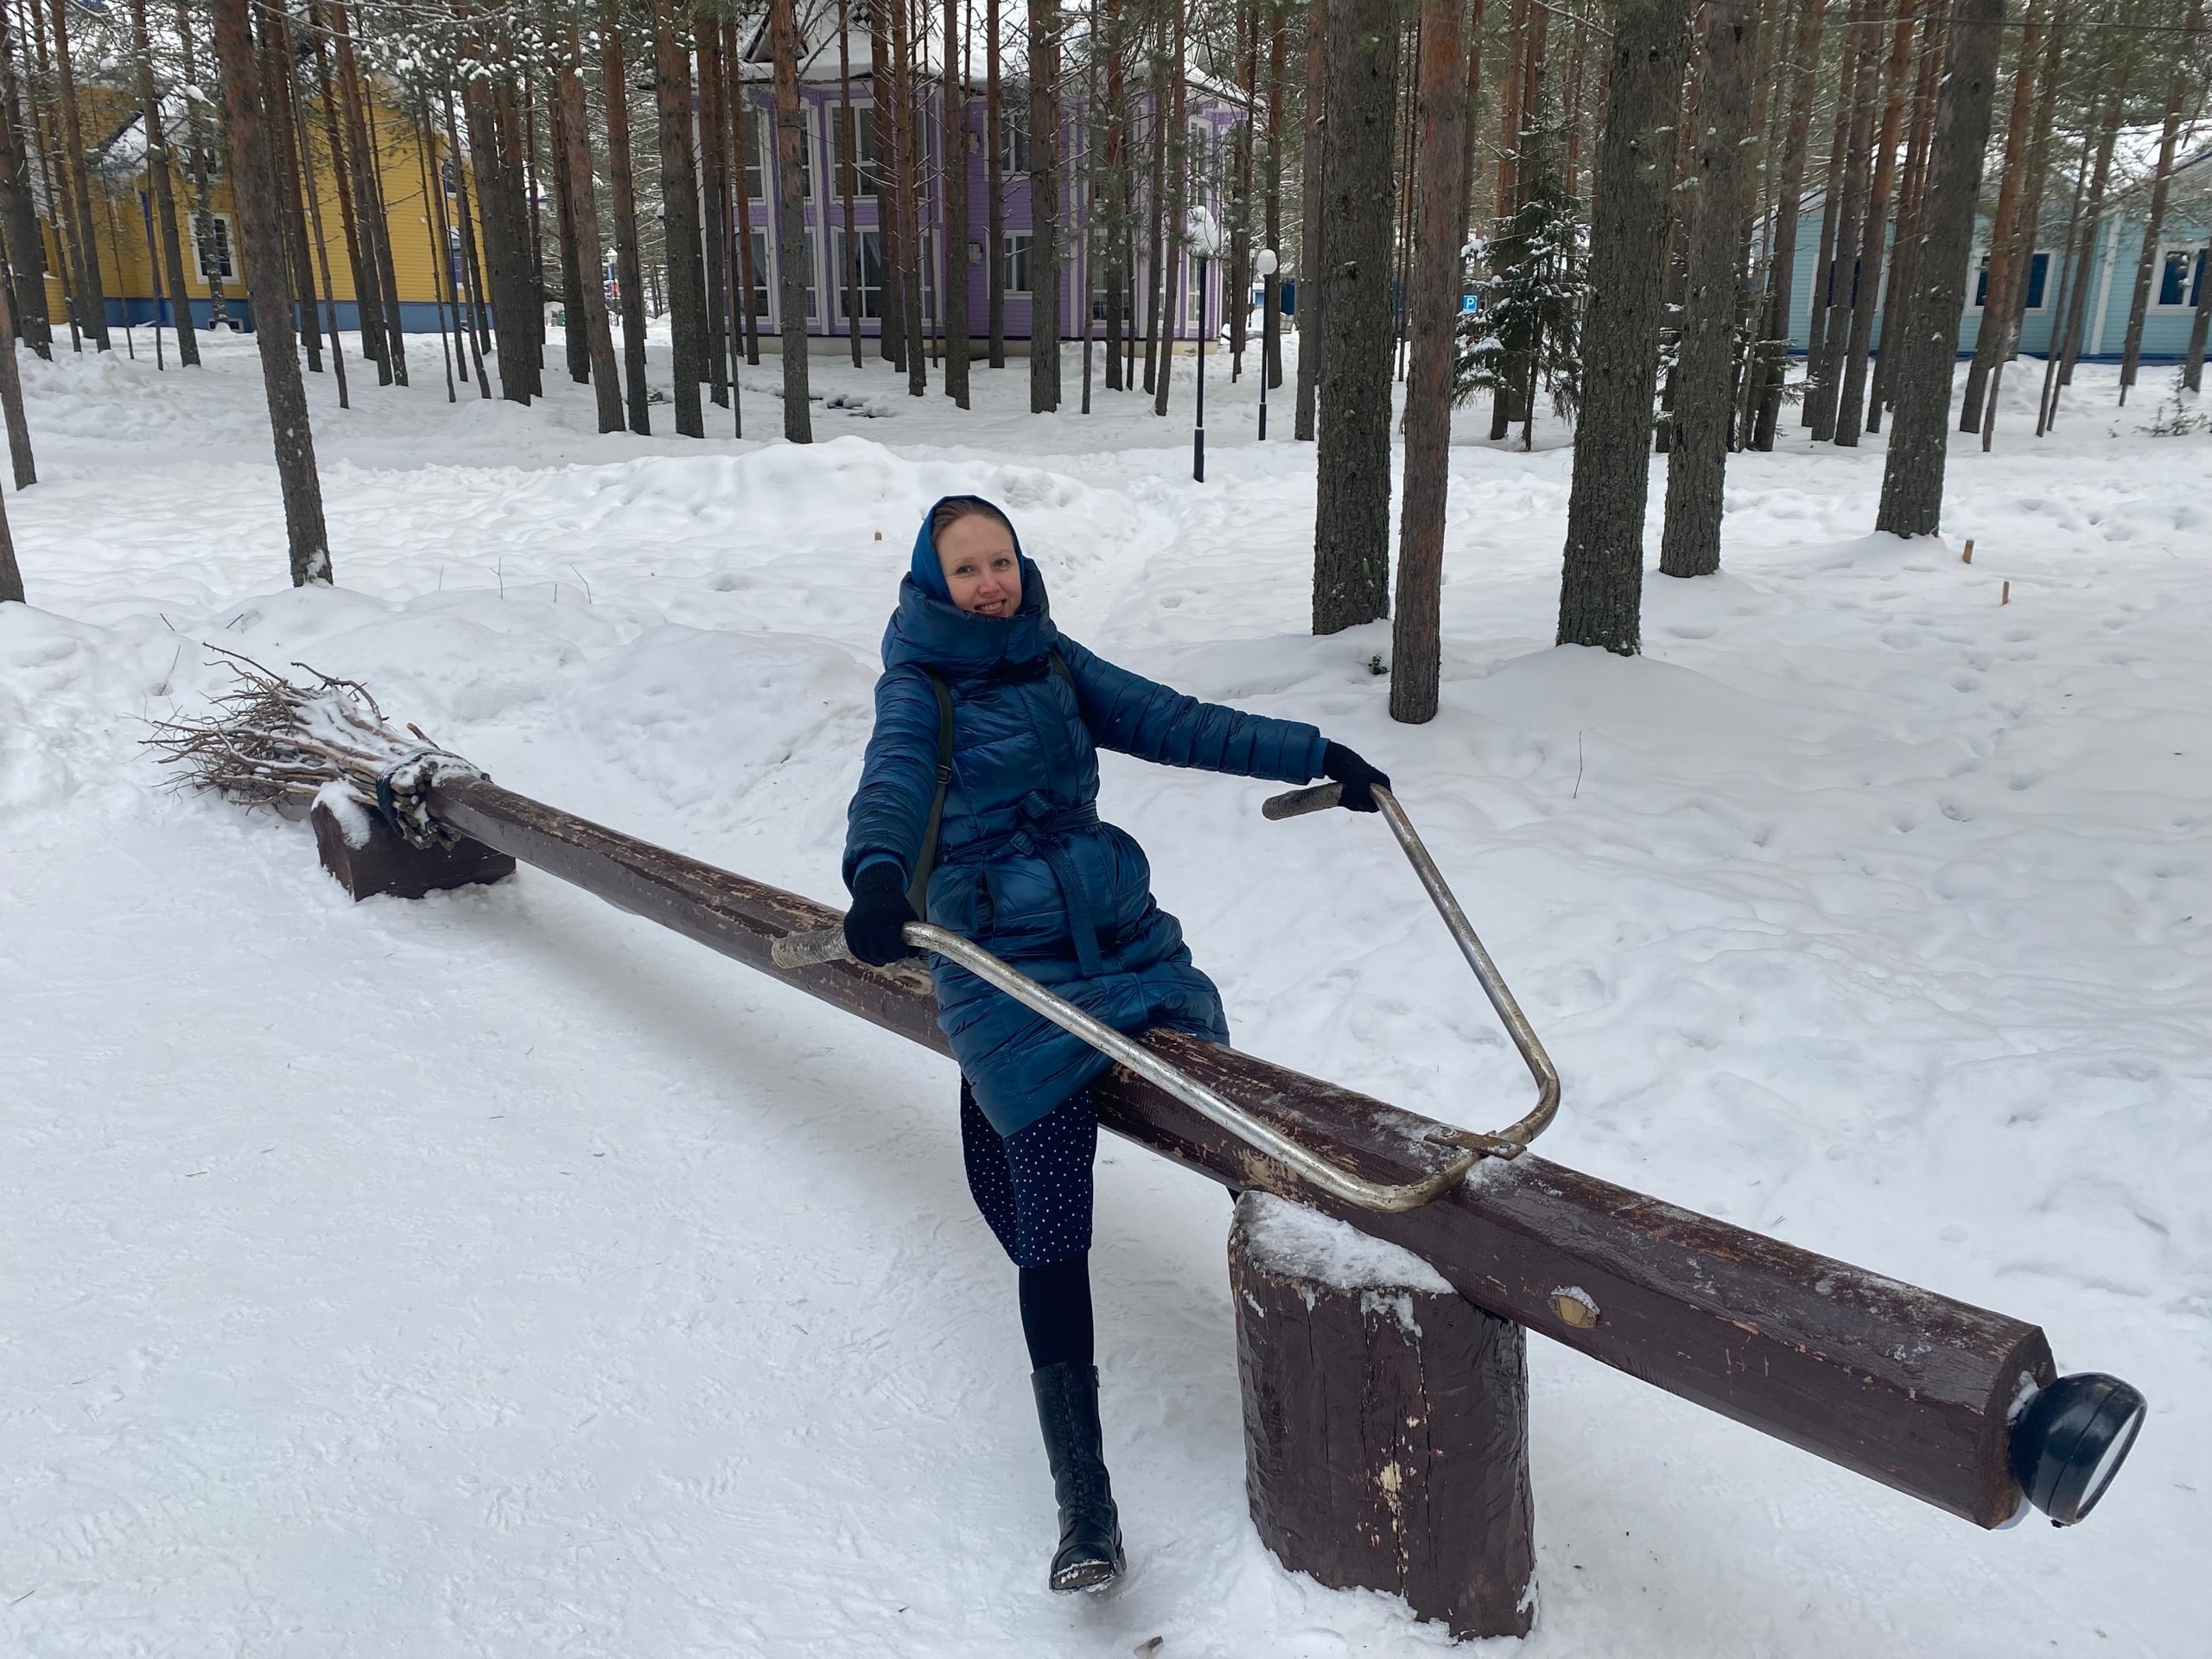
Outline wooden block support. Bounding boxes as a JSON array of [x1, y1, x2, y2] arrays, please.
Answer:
[[312, 793, 515, 902], [1230, 1192, 1535, 1641]]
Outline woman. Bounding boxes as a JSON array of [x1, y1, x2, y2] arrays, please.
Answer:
[[841, 496, 1389, 1593]]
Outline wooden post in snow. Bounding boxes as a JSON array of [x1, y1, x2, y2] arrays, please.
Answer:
[[1231, 1192, 1535, 1640]]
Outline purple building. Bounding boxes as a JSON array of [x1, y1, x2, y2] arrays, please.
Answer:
[[732, 15, 1242, 348]]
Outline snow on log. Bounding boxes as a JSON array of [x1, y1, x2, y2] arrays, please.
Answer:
[[1230, 1193, 1535, 1640], [421, 773, 2053, 1528]]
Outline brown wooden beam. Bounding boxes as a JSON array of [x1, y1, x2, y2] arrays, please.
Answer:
[[428, 776, 2051, 1527]]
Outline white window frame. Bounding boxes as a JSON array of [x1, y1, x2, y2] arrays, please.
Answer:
[[1969, 247, 2053, 314], [828, 99, 880, 200], [2154, 244, 2206, 309], [832, 226, 885, 323], [747, 98, 817, 204], [1003, 231, 1033, 296], [192, 211, 237, 283]]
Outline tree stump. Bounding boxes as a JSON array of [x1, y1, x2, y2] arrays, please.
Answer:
[[1230, 1192, 1535, 1640], [311, 788, 515, 902]]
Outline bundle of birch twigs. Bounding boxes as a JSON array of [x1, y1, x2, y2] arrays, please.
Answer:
[[144, 652, 480, 847]]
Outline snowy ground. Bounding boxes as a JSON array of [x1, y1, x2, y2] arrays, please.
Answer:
[[2, 327, 2206, 1656]]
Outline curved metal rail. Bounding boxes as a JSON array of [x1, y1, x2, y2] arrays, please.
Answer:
[[771, 920, 1482, 1212], [1262, 782, 1560, 1158]]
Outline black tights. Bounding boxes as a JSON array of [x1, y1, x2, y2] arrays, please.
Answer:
[[1018, 1254, 1095, 1370]]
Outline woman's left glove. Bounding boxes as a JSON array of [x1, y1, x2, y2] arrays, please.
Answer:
[[844, 861, 919, 965], [1323, 742, 1391, 813]]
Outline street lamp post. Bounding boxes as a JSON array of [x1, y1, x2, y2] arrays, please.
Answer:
[[1189, 207, 1224, 482], [1255, 248, 1278, 441]]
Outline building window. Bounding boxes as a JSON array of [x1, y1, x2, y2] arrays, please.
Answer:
[[2157, 245, 2206, 308], [748, 101, 811, 201], [834, 228, 884, 320], [192, 212, 235, 283], [1002, 107, 1029, 174], [1973, 250, 2050, 312], [1004, 232, 1033, 296], [830, 104, 878, 198], [744, 229, 772, 319]]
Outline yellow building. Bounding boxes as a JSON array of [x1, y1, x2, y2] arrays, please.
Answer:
[[57, 81, 466, 336]]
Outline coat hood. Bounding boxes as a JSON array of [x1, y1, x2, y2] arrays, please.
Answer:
[[883, 499, 1058, 677]]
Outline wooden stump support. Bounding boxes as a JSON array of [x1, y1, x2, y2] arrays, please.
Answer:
[[1231, 1192, 1536, 1640], [311, 791, 515, 902]]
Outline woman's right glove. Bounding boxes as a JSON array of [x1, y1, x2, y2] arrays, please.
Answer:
[[1323, 742, 1392, 813], [844, 861, 919, 965]]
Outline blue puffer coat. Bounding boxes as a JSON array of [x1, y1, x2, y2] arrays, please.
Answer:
[[843, 513, 1328, 1136]]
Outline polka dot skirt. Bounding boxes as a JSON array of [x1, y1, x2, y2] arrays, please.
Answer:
[[960, 1077, 1097, 1268]]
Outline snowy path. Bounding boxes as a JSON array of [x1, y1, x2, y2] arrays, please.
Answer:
[[2, 334, 2206, 1656]]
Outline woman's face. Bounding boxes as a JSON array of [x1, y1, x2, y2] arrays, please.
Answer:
[[935, 514, 1023, 618]]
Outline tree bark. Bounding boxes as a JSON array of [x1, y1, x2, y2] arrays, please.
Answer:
[[560, 35, 625, 433], [1153, 12, 1187, 419], [601, 5, 653, 434], [1801, 22, 1860, 426], [1389, 0, 1471, 723], [2116, 0, 2203, 404], [1832, 0, 1916, 445], [210, 0, 329, 586], [127, 0, 194, 366], [1659, 0, 1756, 578], [442, 88, 493, 378], [987, 0, 1007, 366], [0, 480, 19, 601], [734, 39, 766, 366], [869, 0, 905, 369], [261, 13, 322, 375], [1310, 0, 1399, 635], [770, 0, 814, 439], [652, 0, 708, 435], [0, 3, 48, 357], [1872, 4, 1946, 429], [1958, 0, 2044, 432], [1976, 3, 2060, 444], [837, 10, 863, 369], [943, 0, 971, 404], [1751, 0, 1824, 449], [696, 7, 734, 409], [1809, 1, 1878, 442], [1873, 0, 2004, 540], [47, 0, 107, 347], [2185, 238, 2212, 392], [308, 9, 368, 360], [1027, 0, 1062, 410], [1262, 0, 1287, 392], [1556, 0, 1693, 655], [1293, 0, 1326, 439], [0, 251, 35, 486]]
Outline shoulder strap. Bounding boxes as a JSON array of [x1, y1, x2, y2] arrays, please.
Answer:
[[906, 671, 957, 917], [1049, 651, 1072, 686]]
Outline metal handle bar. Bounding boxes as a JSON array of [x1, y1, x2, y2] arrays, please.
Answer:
[[772, 921, 1481, 1212], [1263, 781, 1560, 1159]]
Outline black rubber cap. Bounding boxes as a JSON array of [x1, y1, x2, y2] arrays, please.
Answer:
[[2008, 1372, 2147, 1526]]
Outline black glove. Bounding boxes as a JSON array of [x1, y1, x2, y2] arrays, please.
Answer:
[[844, 861, 919, 965], [1323, 741, 1391, 813]]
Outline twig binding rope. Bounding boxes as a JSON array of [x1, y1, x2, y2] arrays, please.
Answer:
[[143, 650, 486, 849]]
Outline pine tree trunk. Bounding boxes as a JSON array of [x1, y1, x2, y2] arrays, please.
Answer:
[[893, 0, 927, 393], [837, 15, 862, 369], [1659, 0, 1755, 574], [1801, 30, 1859, 427], [1809, 1, 1877, 442], [1832, 0, 1915, 444], [769, 0, 814, 439], [696, 8, 733, 409], [1142, 36, 1166, 397], [1153, 15, 1186, 420], [1027, 0, 1062, 411], [2052, 105, 2119, 396], [652, 0, 708, 435], [2185, 238, 2212, 391], [943, 0, 971, 405], [0, 4, 47, 358], [328, 3, 393, 380], [308, 10, 368, 360], [733, 48, 766, 366], [409, 102, 452, 400], [359, 16, 414, 381], [0, 480, 20, 601], [1101, 0, 1126, 391], [870, 0, 905, 369], [1557, 0, 1693, 654], [1310, 0, 1399, 635], [48, 0, 108, 348], [442, 89, 493, 371], [210, 0, 328, 586], [1873, 0, 2003, 540], [601, 6, 653, 433], [1263, 0, 1287, 392], [1958, 0, 2043, 432], [2116, 0, 2202, 404], [987, 0, 1007, 366], [1389, 0, 1470, 723], [127, 0, 194, 366], [261, 15, 323, 375], [1751, 0, 1820, 450], [1872, 5, 1944, 429], [1293, 0, 1326, 440], [0, 250, 35, 486], [558, 37, 625, 433]]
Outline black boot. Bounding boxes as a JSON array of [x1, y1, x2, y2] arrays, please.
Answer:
[[1030, 1361, 1125, 1593]]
